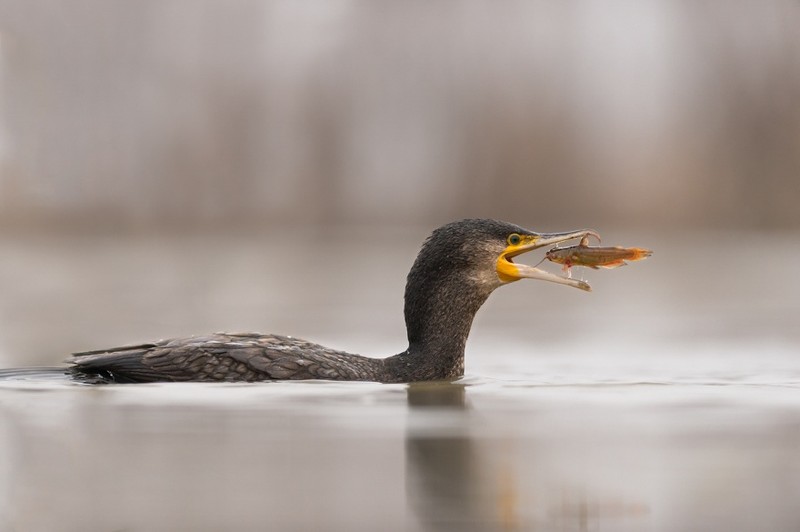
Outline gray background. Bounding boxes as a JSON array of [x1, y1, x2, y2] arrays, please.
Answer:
[[0, 2, 798, 366], [1, 1, 798, 233]]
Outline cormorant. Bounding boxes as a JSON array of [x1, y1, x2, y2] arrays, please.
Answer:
[[70, 219, 597, 383]]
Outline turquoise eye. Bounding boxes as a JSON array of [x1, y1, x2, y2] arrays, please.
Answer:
[[507, 233, 521, 246]]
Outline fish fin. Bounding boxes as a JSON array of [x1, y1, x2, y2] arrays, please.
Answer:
[[598, 260, 627, 269]]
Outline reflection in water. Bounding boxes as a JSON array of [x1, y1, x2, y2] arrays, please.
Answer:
[[405, 383, 521, 531], [1, 372, 800, 530], [405, 382, 655, 532], [405, 383, 484, 530]]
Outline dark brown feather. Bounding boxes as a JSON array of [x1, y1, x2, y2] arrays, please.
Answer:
[[71, 333, 386, 383], [69, 219, 538, 384]]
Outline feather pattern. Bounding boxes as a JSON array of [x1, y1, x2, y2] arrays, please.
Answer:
[[71, 332, 386, 383], [68, 219, 589, 384]]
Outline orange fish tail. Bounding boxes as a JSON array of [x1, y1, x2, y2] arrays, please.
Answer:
[[627, 248, 652, 261]]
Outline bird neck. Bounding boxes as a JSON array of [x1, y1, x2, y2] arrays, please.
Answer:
[[389, 267, 494, 381]]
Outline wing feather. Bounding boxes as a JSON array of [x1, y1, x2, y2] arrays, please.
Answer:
[[69, 333, 383, 383]]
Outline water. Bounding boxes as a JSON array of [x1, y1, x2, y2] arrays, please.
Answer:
[[0, 230, 799, 530], [1, 370, 799, 531]]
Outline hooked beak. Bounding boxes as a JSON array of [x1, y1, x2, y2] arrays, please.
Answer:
[[496, 229, 600, 291]]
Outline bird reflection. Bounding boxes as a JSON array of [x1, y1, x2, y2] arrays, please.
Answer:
[[405, 382, 505, 531]]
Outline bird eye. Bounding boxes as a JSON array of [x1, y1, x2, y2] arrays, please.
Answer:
[[507, 233, 522, 246]]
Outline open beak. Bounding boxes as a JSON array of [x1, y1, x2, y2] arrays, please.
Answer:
[[496, 229, 600, 291]]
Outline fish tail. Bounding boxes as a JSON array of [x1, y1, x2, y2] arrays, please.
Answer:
[[628, 248, 652, 261]]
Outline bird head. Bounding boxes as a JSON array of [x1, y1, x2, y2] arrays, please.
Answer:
[[413, 219, 599, 293]]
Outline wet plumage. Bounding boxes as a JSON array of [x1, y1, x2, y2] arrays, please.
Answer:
[[71, 219, 597, 384], [72, 333, 388, 382]]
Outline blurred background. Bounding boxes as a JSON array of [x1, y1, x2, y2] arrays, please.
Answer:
[[0, 1, 798, 364], [1, 1, 799, 232]]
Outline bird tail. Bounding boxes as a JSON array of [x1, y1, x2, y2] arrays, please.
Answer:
[[69, 345, 159, 383]]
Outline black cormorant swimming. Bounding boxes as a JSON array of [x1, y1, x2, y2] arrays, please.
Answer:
[[70, 219, 597, 383]]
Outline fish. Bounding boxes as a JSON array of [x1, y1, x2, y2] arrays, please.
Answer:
[[546, 236, 652, 276]]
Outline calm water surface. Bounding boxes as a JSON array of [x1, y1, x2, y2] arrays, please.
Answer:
[[1, 370, 799, 532], [0, 230, 799, 531]]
